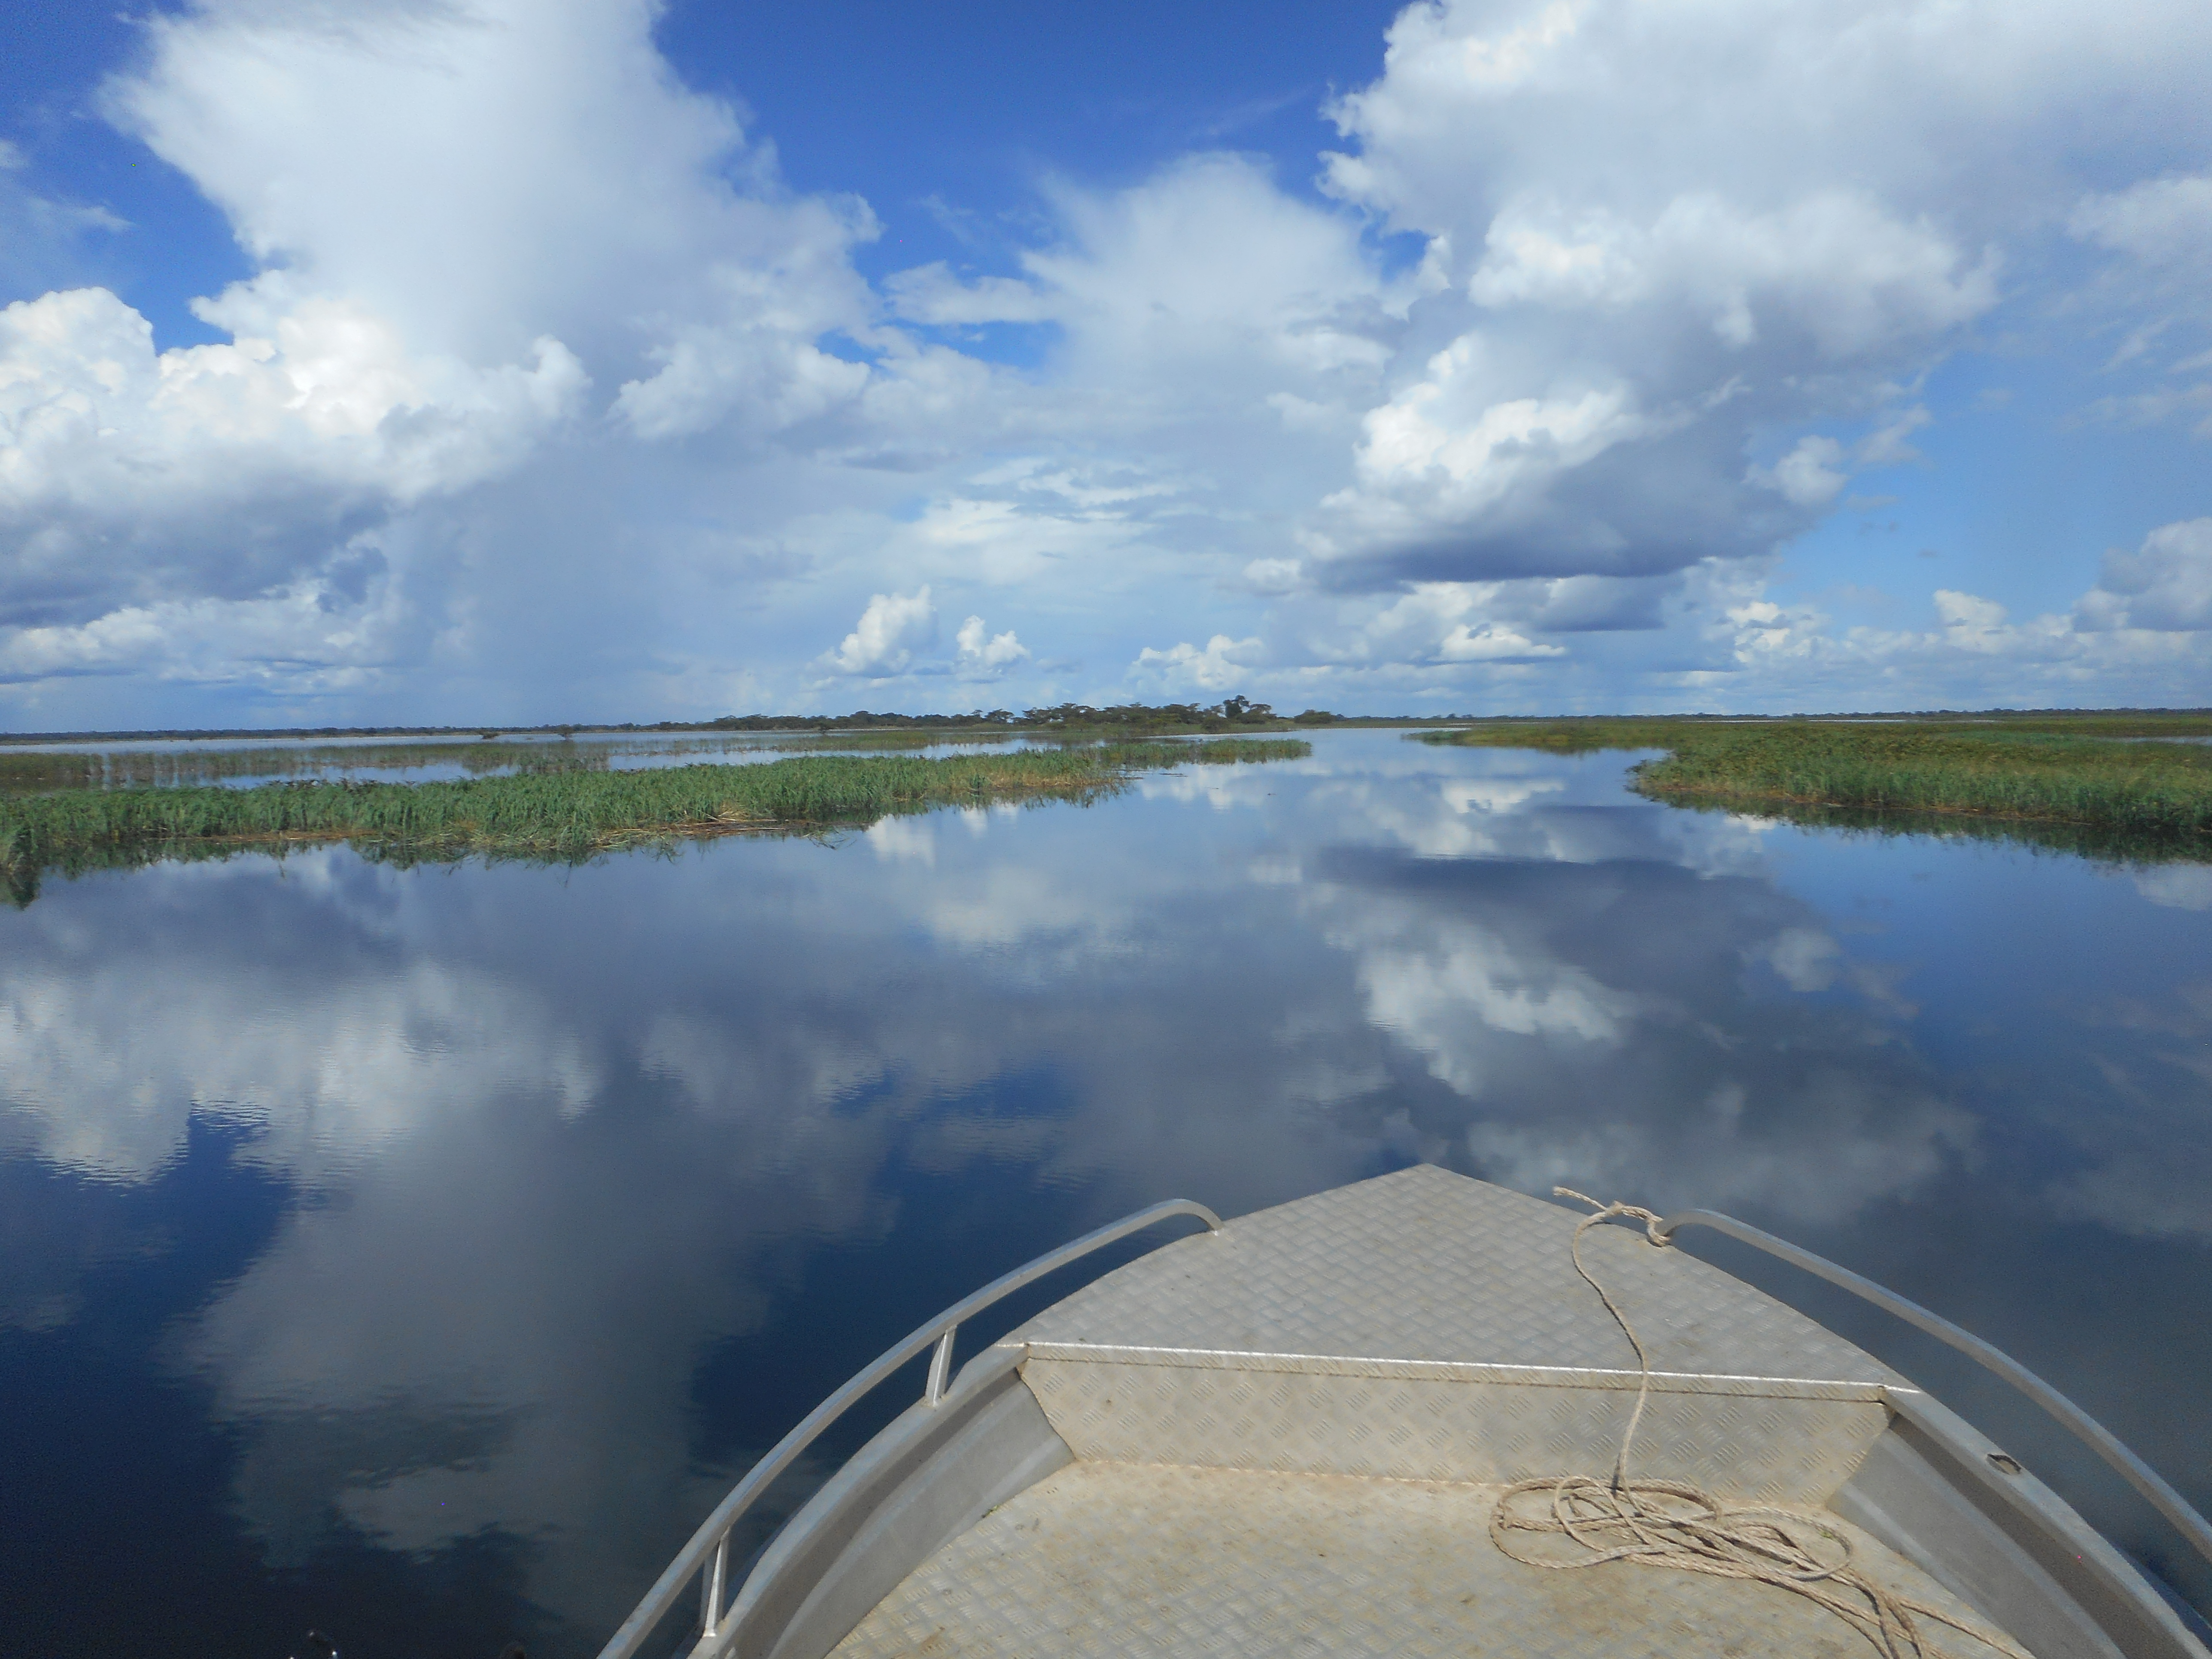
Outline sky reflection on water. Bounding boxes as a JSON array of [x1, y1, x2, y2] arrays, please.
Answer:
[[2, 731, 2207, 1656]]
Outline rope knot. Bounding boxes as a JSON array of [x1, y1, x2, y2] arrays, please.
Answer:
[[1554, 1185, 1673, 1247]]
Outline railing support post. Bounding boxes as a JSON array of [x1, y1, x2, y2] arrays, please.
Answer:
[[925, 1326, 957, 1406], [700, 1532, 729, 1638]]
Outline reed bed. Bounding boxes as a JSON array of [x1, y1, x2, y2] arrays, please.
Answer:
[[0, 739, 1308, 901], [0, 729, 1045, 796], [1418, 718, 2212, 856], [0, 735, 788, 794]]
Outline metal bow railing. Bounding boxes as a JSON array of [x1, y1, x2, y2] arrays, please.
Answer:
[[596, 1199, 1224, 1659], [1654, 1207, 2212, 1572]]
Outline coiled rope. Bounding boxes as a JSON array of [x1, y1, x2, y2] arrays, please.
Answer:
[[1486, 1189, 2032, 1659]]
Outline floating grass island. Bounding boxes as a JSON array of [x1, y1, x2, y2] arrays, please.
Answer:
[[0, 739, 1309, 904], [1419, 714, 2212, 860]]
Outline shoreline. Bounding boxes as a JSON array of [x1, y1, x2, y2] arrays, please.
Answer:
[[1419, 717, 2212, 858]]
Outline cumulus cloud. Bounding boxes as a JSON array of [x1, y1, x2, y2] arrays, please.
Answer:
[[826, 586, 936, 676], [0, 0, 894, 690], [1291, 0, 2212, 593], [1337, 583, 1570, 666], [0, 284, 584, 629], [1675, 516, 2212, 707], [105, 0, 876, 371], [2075, 518, 2212, 632], [1133, 633, 1265, 692], [3, 0, 2211, 718], [0, 562, 410, 690], [955, 614, 1030, 674]]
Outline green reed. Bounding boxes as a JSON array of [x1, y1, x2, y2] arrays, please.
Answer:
[[0, 735, 789, 794], [1418, 717, 2212, 859], [0, 739, 1309, 903]]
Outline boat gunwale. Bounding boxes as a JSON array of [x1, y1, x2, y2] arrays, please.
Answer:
[[592, 1199, 1223, 1659], [1655, 1206, 2212, 1575]]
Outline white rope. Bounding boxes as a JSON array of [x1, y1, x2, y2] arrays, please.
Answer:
[[1486, 1188, 2033, 1659]]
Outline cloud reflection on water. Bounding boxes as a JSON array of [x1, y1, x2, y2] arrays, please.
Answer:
[[0, 734, 2206, 1649]]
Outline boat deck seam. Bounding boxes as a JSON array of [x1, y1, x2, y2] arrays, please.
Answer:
[[1012, 1340, 1909, 1401]]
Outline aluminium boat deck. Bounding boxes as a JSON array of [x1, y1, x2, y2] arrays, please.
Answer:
[[833, 1166, 1976, 1657], [1005, 1165, 1902, 1498], [832, 1460, 1999, 1659], [608, 1166, 2212, 1659]]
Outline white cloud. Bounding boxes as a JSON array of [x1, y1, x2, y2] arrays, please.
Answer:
[[2, 0, 2211, 718], [1857, 407, 1932, 468], [826, 586, 937, 677], [1301, 847, 1977, 1221], [864, 815, 936, 864], [2075, 518, 2212, 632], [0, 0, 893, 669], [0, 563, 410, 689], [1463, 191, 1994, 355], [2070, 175, 2212, 273], [1024, 153, 1397, 377], [104, 0, 874, 368], [2133, 867, 2212, 912], [1679, 517, 2212, 705], [2066, 173, 2212, 410], [0, 932, 600, 1185], [1133, 633, 1265, 692], [1293, 0, 2212, 593], [0, 285, 584, 626], [1243, 557, 1306, 594], [1319, 582, 1574, 671], [1437, 620, 1557, 661], [1753, 435, 1850, 509], [612, 325, 871, 443], [884, 264, 1057, 326], [955, 614, 1030, 674]]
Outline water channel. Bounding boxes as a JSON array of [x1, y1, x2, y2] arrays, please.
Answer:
[[3, 729, 2207, 1655]]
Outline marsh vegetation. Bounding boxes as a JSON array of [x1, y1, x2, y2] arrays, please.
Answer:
[[1419, 714, 2212, 860], [0, 738, 1309, 902], [0, 731, 1042, 796]]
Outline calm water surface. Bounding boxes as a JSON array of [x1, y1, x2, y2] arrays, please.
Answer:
[[3, 730, 2208, 1654]]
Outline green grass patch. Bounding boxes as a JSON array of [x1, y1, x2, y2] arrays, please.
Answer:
[[0, 738, 1308, 904], [1416, 717, 2212, 860]]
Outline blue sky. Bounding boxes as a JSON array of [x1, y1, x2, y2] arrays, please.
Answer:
[[2, 0, 2208, 726]]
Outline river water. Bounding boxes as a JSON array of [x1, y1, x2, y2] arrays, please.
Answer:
[[3, 730, 2207, 1655]]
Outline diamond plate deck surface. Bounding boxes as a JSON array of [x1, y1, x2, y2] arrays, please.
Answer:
[[1008, 1166, 1902, 1387], [827, 1461, 2005, 1659], [1002, 1167, 1904, 1498], [1020, 1358, 1888, 1500]]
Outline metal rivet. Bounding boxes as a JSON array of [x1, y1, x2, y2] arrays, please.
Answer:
[[1988, 1452, 2023, 1475]]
